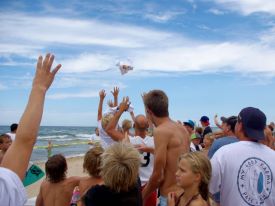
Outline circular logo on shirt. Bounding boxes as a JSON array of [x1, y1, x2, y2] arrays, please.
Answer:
[[237, 157, 273, 206]]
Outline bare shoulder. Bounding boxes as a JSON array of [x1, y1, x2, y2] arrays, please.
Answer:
[[189, 198, 208, 206], [67, 176, 81, 184]]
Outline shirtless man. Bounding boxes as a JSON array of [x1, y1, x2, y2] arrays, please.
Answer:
[[141, 90, 190, 206], [0, 134, 12, 164], [35, 154, 80, 206]]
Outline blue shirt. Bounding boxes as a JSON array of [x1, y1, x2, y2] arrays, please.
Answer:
[[208, 136, 239, 159]]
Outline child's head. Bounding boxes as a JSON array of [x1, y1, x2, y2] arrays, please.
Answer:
[[45, 154, 67, 183], [122, 119, 132, 131], [100, 142, 140, 192], [0, 134, 12, 152], [176, 152, 212, 200], [203, 133, 215, 148], [101, 114, 114, 130], [83, 146, 104, 178]]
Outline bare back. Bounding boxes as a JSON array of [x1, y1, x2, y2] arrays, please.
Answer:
[[79, 176, 103, 197], [36, 177, 80, 206], [155, 120, 190, 196]]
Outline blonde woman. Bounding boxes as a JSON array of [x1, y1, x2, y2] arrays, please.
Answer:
[[168, 152, 211, 206], [201, 134, 215, 157], [82, 142, 141, 206]]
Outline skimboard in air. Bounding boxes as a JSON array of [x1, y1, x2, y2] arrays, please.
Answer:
[[23, 163, 45, 187]]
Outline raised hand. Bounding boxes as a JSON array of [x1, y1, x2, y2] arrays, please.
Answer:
[[111, 87, 119, 97], [32, 53, 62, 92], [118, 97, 130, 113], [99, 90, 106, 100]]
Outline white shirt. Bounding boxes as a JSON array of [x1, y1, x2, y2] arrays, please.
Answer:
[[89, 134, 102, 148], [210, 141, 275, 206], [190, 142, 202, 152], [129, 136, 154, 186], [6, 133, 16, 141], [0, 167, 27, 206], [97, 120, 115, 148]]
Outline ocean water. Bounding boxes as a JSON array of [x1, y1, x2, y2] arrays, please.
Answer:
[[0, 126, 96, 162]]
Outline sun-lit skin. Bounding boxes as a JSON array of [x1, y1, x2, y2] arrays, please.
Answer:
[[175, 159, 200, 189]]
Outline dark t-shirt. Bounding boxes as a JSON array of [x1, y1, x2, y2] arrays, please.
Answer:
[[203, 126, 212, 138], [83, 184, 142, 206]]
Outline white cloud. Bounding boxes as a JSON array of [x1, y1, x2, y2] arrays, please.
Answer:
[[131, 42, 275, 75], [61, 53, 114, 73], [260, 27, 275, 46], [144, 11, 185, 23], [0, 12, 173, 52], [207, 8, 225, 15], [212, 0, 275, 15], [1, 11, 275, 78], [0, 83, 7, 90]]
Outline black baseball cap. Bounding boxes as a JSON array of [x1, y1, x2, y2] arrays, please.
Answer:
[[238, 107, 266, 140]]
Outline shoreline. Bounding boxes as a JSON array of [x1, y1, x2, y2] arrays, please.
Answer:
[[26, 154, 86, 198]]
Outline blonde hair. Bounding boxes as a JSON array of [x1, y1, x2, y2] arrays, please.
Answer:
[[179, 152, 212, 201], [122, 119, 132, 131], [204, 133, 215, 144], [83, 146, 104, 177], [100, 142, 140, 192], [101, 114, 114, 130]]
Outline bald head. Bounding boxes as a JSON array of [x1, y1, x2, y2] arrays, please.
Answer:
[[134, 115, 149, 132]]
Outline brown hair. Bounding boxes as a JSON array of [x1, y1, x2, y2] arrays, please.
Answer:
[[83, 146, 104, 177], [100, 142, 140, 192], [45, 154, 67, 183], [0, 134, 11, 144], [195, 127, 203, 135], [179, 152, 212, 201], [144, 90, 169, 117], [122, 119, 132, 131]]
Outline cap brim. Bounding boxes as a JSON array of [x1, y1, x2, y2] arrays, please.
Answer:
[[184, 122, 194, 128], [245, 127, 265, 140]]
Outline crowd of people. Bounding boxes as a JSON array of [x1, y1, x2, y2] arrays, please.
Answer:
[[0, 53, 275, 206]]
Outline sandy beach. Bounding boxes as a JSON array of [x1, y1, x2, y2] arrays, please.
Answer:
[[26, 155, 86, 198]]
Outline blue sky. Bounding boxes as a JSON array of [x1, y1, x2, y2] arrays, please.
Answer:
[[1, 0, 275, 126]]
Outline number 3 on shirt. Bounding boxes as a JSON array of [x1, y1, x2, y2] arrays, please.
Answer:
[[141, 152, 150, 167]]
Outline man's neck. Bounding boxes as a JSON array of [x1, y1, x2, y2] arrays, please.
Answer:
[[135, 131, 147, 138], [153, 116, 171, 127], [239, 136, 258, 142], [225, 131, 235, 137]]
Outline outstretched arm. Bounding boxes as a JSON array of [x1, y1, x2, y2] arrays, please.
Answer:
[[1, 53, 61, 180], [141, 92, 154, 129], [214, 114, 222, 129], [105, 97, 130, 141], [97, 90, 106, 121], [111, 87, 119, 107], [130, 111, 135, 122]]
